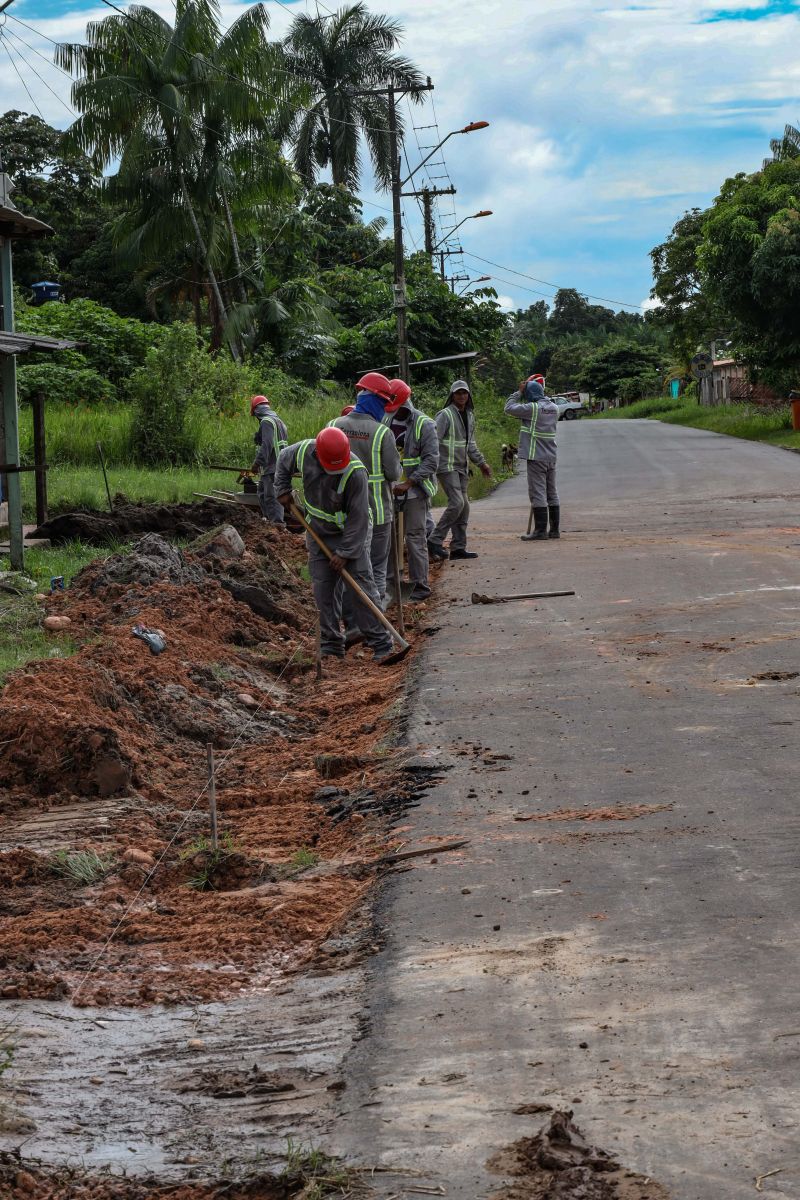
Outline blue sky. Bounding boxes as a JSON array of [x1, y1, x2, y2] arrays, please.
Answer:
[[2, 0, 799, 314]]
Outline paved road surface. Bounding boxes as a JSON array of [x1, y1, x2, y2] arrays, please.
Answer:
[[333, 420, 800, 1199]]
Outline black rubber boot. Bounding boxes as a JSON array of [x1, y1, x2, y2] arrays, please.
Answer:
[[548, 505, 561, 539], [521, 507, 549, 541]]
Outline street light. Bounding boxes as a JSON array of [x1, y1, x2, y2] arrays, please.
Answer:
[[400, 121, 490, 188], [431, 210, 493, 253], [457, 275, 491, 295]]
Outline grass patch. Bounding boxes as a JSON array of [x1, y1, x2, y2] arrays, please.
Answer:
[[20, 465, 247, 519], [281, 1139, 351, 1197], [290, 847, 319, 870], [50, 849, 114, 886], [594, 396, 800, 448]]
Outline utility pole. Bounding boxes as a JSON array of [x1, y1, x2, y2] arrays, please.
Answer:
[[387, 86, 410, 383], [400, 185, 456, 260]]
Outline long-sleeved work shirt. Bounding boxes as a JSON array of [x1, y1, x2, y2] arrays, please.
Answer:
[[504, 392, 558, 462], [386, 404, 440, 501], [328, 411, 401, 525], [274, 440, 369, 561], [253, 405, 288, 474], [434, 402, 486, 475]]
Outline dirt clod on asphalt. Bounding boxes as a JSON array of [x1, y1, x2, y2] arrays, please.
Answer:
[[514, 804, 672, 823], [487, 1110, 669, 1199], [0, 513, 412, 1006]]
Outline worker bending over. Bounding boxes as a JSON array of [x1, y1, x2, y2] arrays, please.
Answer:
[[329, 372, 401, 608], [275, 428, 397, 665], [384, 379, 439, 602], [429, 379, 491, 560], [250, 394, 288, 524], [504, 375, 560, 541]]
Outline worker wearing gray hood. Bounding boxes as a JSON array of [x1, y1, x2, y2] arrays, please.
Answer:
[[429, 379, 492, 560], [250, 395, 288, 524], [504, 378, 560, 540]]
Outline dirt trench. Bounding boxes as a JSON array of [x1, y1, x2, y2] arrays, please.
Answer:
[[0, 513, 423, 1008]]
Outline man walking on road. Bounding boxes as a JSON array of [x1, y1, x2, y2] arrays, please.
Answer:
[[504, 376, 560, 541], [385, 379, 439, 602], [330, 372, 401, 611], [250, 394, 288, 524], [275, 428, 397, 665], [429, 379, 491, 560]]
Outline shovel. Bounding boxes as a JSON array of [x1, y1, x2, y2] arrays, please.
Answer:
[[472, 589, 575, 605], [288, 499, 410, 658]]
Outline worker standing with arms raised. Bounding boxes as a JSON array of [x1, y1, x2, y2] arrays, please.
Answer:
[[504, 375, 561, 541], [275, 428, 400, 665], [250, 394, 288, 525], [385, 379, 439, 601], [428, 379, 491, 560], [329, 372, 401, 609]]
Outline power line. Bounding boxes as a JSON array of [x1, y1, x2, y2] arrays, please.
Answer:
[[0, 31, 44, 119], [3, 24, 77, 118], [461, 251, 647, 311]]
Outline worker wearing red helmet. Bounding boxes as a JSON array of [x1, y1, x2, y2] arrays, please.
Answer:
[[250, 394, 288, 524], [384, 379, 439, 602], [328, 371, 401, 633], [274, 428, 395, 664]]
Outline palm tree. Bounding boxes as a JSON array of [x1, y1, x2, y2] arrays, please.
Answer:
[[285, 2, 423, 190], [764, 123, 800, 169], [57, 0, 298, 354]]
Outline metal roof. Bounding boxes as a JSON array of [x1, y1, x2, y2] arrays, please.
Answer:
[[0, 331, 78, 355], [0, 201, 53, 240], [373, 350, 480, 372]]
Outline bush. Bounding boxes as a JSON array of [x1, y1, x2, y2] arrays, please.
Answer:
[[17, 362, 116, 406], [130, 324, 203, 464]]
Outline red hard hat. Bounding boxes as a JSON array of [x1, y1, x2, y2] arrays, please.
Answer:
[[315, 426, 351, 473], [250, 394, 270, 415], [340, 404, 355, 416], [385, 378, 412, 413], [355, 371, 393, 402], [527, 374, 545, 387]]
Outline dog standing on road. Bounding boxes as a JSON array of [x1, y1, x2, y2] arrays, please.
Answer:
[[501, 443, 518, 474]]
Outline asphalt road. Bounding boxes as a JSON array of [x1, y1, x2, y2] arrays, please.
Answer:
[[333, 419, 800, 1199]]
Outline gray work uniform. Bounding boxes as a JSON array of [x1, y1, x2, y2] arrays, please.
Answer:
[[504, 391, 559, 506], [253, 405, 288, 523], [386, 404, 439, 597], [430, 393, 486, 553], [330, 411, 400, 616], [274, 441, 392, 659]]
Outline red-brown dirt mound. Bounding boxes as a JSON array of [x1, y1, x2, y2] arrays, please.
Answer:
[[0, 519, 413, 1007]]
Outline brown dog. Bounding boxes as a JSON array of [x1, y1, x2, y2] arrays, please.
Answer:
[[501, 443, 518, 473]]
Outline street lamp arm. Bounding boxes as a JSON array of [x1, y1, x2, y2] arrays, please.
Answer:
[[431, 210, 493, 253], [400, 120, 490, 188]]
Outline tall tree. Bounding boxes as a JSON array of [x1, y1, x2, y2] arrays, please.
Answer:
[[285, 2, 423, 189]]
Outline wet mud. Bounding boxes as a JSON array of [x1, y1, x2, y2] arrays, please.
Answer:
[[488, 1111, 669, 1199]]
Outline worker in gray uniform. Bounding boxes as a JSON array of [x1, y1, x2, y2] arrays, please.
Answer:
[[275, 427, 398, 665], [250, 394, 288, 524], [504, 376, 560, 541], [384, 378, 439, 601], [329, 371, 401, 625], [429, 379, 491, 560]]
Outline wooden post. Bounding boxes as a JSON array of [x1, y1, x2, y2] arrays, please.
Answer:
[[0, 234, 23, 570], [96, 441, 113, 514], [32, 390, 47, 526], [206, 743, 218, 852]]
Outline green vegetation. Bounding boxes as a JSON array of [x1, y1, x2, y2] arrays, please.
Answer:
[[50, 849, 115, 886], [281, 1139, 350, 1198], [290, 847, 319, 870], [595, 395, 800, 448]]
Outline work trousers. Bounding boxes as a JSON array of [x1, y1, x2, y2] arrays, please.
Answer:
[[403, 496, 430, 596], [526, 460, 559, 507], [340, 519, 392, 635], [308, 535, 391, 659], [257, 470, 285, 524], [431, 471, 470, 552]]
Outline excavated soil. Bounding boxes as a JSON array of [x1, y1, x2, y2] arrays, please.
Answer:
[[487, 1111, 669, 1199], [0, 512, 417, 1007]]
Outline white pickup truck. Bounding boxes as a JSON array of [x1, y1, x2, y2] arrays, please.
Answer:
[[553, 394, 586, 420]]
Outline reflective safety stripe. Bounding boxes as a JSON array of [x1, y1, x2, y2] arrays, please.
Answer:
[[296, 440, 365, 528], [260, 412, 288, 456], [403, 414, 437, 497], [442, 407, 467, 471], [368, 422, 390, 524], [523, 403, 556, 460]]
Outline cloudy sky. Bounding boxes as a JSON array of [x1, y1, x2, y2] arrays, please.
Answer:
[[1, 0, 799, 313]]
